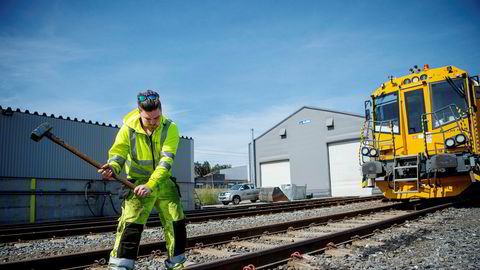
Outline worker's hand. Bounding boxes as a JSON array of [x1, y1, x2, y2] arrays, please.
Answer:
[[134, 185, 151, 198], [98, 164, 115, 180]]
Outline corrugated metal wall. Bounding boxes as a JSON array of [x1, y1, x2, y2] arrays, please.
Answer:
[[0, 109, 118, 179], [0, 107, 194, 224]]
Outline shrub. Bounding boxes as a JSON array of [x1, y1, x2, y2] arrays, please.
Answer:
[[195, 188, 226, 205]]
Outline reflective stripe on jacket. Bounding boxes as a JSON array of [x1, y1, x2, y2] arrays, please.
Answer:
[[107, 109, 180, 194]]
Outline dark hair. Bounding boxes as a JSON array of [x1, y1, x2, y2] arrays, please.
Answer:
[[137, 90, 161, 112]]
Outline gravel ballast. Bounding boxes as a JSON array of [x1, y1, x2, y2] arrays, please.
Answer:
[[290, 205, 480, 270]]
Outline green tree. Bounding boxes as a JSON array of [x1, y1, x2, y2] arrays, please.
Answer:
[[194, 161, 211, 177], [194, 161, 232, 177], [211, 164, 232, 173]]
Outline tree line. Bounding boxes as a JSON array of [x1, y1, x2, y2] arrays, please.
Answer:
[[194, 161, 232, 177]]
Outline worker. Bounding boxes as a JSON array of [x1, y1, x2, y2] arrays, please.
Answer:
[[98, 90, 187, 270]]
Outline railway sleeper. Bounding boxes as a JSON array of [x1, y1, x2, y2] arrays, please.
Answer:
[[261, 234, 309, 242], [287, 231, 330, 238], [227, 241, 276, 250], [321, 223, 359, 229], [324, 248, 353, 257], [191, 247, 237, 258]]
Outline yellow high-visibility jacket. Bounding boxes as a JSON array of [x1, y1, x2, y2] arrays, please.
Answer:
[[107, 109, 180, 198]]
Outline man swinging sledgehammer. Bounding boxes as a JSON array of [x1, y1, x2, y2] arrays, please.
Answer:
[[99, 90, 187, 270]]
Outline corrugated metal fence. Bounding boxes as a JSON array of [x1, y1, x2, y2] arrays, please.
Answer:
[[0, 107, 194, 224]]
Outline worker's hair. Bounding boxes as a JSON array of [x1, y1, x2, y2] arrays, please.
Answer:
[[137, 90, 162, 112]]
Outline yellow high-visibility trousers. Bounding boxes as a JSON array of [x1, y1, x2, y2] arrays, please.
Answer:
[[109, 178, 186, 269]]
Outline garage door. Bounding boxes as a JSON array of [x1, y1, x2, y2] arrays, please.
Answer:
[[328, 141, 372, 197], [260, 160, 291, 187]]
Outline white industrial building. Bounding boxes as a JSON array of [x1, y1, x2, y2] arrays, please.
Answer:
[[249, 106, 376, 197]]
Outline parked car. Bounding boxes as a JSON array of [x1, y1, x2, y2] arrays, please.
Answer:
[[217, 184, 259, 205]]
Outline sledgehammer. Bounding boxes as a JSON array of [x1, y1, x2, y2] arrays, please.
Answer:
[[30, 122, 135, 190]]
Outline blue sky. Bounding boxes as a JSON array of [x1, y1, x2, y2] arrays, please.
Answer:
[[1, 0, 479, 166]]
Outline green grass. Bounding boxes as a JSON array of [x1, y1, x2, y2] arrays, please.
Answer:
[[195, 188, 226, 205]]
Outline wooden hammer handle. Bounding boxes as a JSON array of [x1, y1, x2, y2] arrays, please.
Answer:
[[46, 132, 135, 190]]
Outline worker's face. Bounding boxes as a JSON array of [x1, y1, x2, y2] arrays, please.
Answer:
[[140, 108, 162, 131]]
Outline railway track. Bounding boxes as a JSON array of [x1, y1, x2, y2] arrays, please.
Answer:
[[182, 199, 461, 270], [0, 198, 462, 270], [0, 196, 380, 242]]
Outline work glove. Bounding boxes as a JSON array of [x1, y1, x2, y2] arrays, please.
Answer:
[[98, 164, 116, 180]]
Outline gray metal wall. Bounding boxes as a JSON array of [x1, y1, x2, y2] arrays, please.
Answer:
[[0, 107, 194, 224], [254, 106, 364, 197]]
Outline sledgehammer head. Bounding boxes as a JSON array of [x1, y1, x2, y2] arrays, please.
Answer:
[[31, 122, 53, 142]]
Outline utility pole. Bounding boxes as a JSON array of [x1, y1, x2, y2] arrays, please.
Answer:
[[250, 128, 256, 186]]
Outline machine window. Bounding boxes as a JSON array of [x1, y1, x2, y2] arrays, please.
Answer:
[[405, 89, 426, 134], [374, 92, 400, 134], [431, 78, 468, 128]]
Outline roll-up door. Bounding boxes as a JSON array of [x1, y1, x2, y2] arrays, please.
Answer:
[[260, 160, 291, 187], [328, 141, 372, 196]]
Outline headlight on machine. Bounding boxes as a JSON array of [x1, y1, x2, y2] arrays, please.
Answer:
[[455, 134, 467, 145], [445, 137, 456, 148], [369, 148, 379, 157], [361, 147, 370, 156]]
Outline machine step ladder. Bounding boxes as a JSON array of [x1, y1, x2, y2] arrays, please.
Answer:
[[393, 154, 420, 194]]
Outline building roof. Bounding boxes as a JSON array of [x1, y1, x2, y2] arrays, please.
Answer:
[[254, 106, 363, 141], [0, 105, 193, 139]]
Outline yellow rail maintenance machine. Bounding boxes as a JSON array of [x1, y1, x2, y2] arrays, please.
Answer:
[[360, 64, 480, 199]]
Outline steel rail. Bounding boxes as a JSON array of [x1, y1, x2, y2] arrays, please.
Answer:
[[0, 196, 382, 242], [0, 200, 397, 270]]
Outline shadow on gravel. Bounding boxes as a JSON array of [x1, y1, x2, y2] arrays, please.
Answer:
[[359, 228, 432, 258]]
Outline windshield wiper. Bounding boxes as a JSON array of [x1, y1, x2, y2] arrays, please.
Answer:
[[445, 76, 466, 100]]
